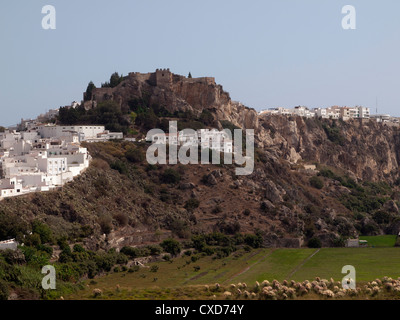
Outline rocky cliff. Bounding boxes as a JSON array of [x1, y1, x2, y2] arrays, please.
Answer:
[[256, 115, 400, 184], [84, 69, 259, 130]]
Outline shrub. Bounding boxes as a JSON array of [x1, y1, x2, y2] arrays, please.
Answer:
[[160, 239, 181, 256], [310, 176, 324, 189], [243, 209, 251, 216], [162, 254, 171, 261], [319, 169, 336, 179], [114, 212, 129, 227], [73, 244, 85, 253], [1, 249, 25, 265], [373, 211, 391, 225], [120, 246, 150, 259], [0, 281, 9, 300], [333, 237, 346, 247], [125, 148, 144, 163], [24, 233, 42, 247], [147, 245, 162, 256], [216, 221, 241, 235], [150, 265, 159, 273], [98, 215, 113, 235], [212, 206, 222, 214], [58, 249, 74, 263], [110, 160, 128, 175], [184, 198, 200, 211], [169, 219, 191, 239], [322, 123, 345, 145], [244, 233, 263, 248], [161, 169, 181, 184], [308, 237, 322, 248], [95, 253, 117, 272], [116, 253, 128, 265], [113, 266, 120, 273], [128, 266, 140, 273], [31, 220, 53, 244], [37, 244, 53, 256], [0, 213, 28, 241]]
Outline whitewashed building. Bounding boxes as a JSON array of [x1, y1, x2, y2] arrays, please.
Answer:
[[149, 128, 233, 154], [0, 239, 18, 251], [0, 128, 92, 200], [38, 125, 123, 142]]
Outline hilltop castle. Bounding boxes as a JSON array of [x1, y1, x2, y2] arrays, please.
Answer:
[[83, 69, 218, 110]]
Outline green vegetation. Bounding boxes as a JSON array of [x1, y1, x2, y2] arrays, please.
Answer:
[[160, 239, 181, 256], [58, 100, 130, 134], [309, 176, 324, 189], [101, 72, 124, 88], [64, 247, 400, 300], [308, 237, 322, 248], [161, 169, 181, 184], [322, 122, 345, 145], [359, 235, 397, 247], [84, 81, 96, 101], [316, 167, 396, 236]]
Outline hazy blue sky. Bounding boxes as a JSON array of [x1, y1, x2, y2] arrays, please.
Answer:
[[1, 0, 399, 126]]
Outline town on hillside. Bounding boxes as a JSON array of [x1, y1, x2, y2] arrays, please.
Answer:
[[0, 123, 123, 200], [260, 106, 399, 125]]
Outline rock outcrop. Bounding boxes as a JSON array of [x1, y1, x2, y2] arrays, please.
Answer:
[[257, 115, 400, 183], [85, 69, 259, 130]]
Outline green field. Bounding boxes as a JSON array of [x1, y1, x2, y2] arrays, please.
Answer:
[[359, 235, 397, 247], [66, 247, 400, 299]]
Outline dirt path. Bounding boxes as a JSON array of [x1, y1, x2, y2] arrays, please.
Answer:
[[224, 249, 275, 284], [287, 248, 321, 279]]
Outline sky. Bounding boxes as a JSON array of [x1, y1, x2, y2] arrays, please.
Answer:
[[0, 0, 399, 126]]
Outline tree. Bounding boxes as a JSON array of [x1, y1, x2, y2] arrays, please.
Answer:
[[0, 281, 9, 300], [110, 72, 123, 88], [0, 213, 28, 241], [32, 220, 53, 244], [85, 81, 96, 101], [188, 72, 192, 78], [160, 239, 181, 256], [130, 111, 137, 125], [310, 176, 324, 189], [161, 169, 181, 184], [308, 237, 322, 248]]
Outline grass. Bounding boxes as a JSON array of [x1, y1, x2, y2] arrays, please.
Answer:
[[65, 246, 400, 300], [292, 248, 400, 282], [359, 235, 397, 247]]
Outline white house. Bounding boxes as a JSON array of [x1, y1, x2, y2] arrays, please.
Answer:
[[0, 239, 18, 251], [0, 127, 92, 200]]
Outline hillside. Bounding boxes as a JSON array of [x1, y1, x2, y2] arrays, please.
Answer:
[[1, 69, 400, 299], [3, 70, 400, 248]]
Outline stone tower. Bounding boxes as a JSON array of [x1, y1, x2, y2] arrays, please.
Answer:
[[155, 68, 172, 88]]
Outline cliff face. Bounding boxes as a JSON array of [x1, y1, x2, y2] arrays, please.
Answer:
[[257, 116, 400, 184]]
